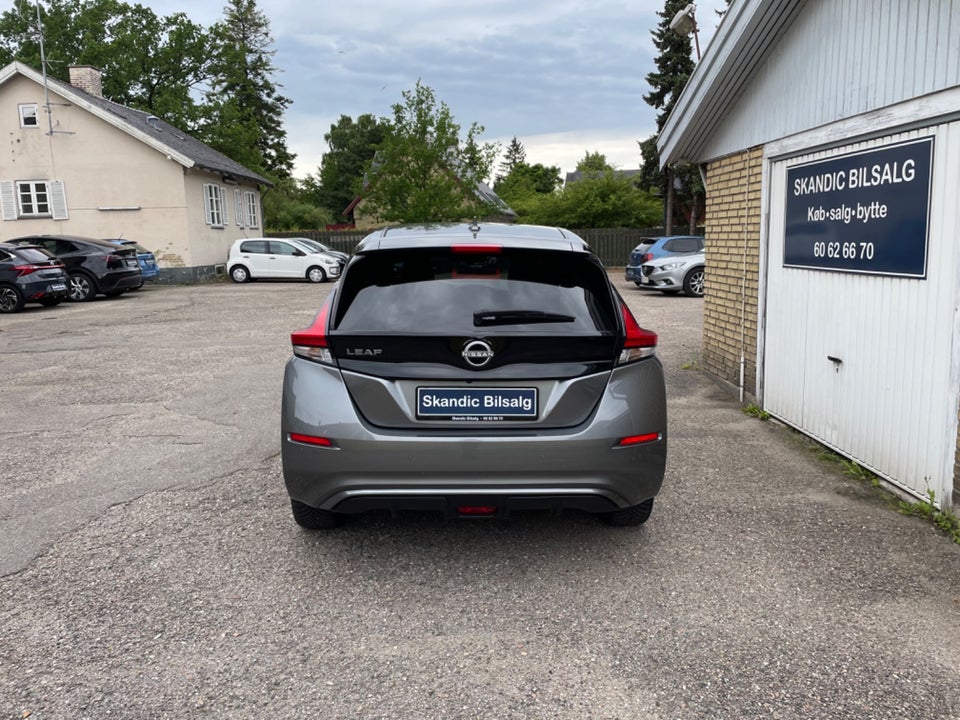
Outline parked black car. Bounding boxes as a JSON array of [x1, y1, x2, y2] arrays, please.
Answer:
[[0, 242, 69, 313], [8, 235, 141, 301]]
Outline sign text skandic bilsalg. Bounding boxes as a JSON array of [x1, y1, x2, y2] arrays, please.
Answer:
[[784, 137, 933, 278]]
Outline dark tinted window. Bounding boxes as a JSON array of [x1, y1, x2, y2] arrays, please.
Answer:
[[663, 237, 701, 253], [335, 248, 617, 335], [0, 249, 12, 262], [14, 247, 55, 263], [240, 240, 268, 253]]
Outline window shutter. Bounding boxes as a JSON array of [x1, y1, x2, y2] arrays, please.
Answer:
[[50, 180, 68, 220], [0, 181, 16, 220], [235, 189, 244, 227]]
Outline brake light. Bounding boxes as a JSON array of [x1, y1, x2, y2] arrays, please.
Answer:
[[291, 297, 334, 364], [12, 264, 42, 277], [456, 505, 498, 516], [618, 300, 657, 364], [452, 244, 501, 254], [642, 253, 653, 263], [105, 253, 125, 269]]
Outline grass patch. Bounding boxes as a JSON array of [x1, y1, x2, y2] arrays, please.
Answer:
[[807, 440, 960, 545], [742, 403, 770, 420]]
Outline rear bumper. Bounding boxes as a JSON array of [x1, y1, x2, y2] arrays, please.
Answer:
[[281, 358, 668, 514], [98, 270, 142, 292]]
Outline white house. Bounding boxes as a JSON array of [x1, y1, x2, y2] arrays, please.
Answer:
[[659, 0, 960, 508], [0, 61, 271, 281]]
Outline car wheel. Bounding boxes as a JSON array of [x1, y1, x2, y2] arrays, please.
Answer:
[[103, 289, 125, 298], [68, 272, 96, 302], [39, 297, 62, 307], [230, 265, 250, 283], [306, 266, 327, 283], [290, 499, 340, 529], [601, 498, 654, 526], [683, 267, 705, 297], [0, 285, 24, 313]]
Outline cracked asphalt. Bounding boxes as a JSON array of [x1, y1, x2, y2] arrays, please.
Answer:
[[1, 277, 959, 719]]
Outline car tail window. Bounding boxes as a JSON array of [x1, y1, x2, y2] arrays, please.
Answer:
[[334, 248, 617, 335]]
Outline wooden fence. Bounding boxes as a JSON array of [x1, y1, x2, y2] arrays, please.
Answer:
[[270, 226, 703, 268]]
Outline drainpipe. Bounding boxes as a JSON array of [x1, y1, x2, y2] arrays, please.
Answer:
[[739, 155, 751, 403]]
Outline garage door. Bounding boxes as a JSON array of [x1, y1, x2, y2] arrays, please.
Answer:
[[763, 122, 960, 507]]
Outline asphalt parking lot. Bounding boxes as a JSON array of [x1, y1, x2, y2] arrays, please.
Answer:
[[1, 277, 959, 719]]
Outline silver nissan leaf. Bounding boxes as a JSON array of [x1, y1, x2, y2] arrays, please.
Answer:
[[280, 223, 667, 528]]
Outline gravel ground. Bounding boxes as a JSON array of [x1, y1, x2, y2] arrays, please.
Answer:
[[1, 276, 958, 719]]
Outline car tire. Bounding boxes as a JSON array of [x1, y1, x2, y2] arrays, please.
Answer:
[[306, 266, 327, 283], [68, 272, 96, 302], [230, 265, 250, 283], [290, 499, 340, 529], [683, 267, 705, 297], [0, 284, 24, 313], [601, 498, 654, 526], [39, 297, 62, 307]]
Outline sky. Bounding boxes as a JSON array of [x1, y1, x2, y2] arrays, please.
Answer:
[[140, 1, 729, 180]]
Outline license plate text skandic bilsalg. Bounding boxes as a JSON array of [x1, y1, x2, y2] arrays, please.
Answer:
[[416, 387, 538, 421]]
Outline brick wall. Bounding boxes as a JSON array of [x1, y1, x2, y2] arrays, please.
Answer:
[[702, 147, 763, 399]]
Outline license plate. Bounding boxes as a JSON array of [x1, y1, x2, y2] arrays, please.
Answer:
[[49, 283, 66, 292], [417, 387, 537, 421], [126, 258, 138, 267]]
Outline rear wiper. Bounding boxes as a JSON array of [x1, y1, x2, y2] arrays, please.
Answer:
[[474, 310, 576, 326]]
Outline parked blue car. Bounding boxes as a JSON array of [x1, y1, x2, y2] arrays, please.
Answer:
[[625, 235, 704, 286], [103, 239, 159, 286]]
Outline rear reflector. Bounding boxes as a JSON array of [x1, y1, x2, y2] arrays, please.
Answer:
[[289, 433, 335, 447], [456, 505, 498, 516], [617, 432, 662, 447]]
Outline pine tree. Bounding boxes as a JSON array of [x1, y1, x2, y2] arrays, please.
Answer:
[[498, 137, 526, 179], [205, 0, 294, 178], [640, 0, 702, 233]]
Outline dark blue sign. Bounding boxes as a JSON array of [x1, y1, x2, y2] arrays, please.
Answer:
[[784, 137, 934, 277]]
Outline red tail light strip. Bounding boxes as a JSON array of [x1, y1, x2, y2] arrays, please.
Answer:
[[616, 432, 662, 447], [289, 433, 335, 447]]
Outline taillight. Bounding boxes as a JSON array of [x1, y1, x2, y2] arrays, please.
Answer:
[[289, 432, 335, 447], [105, 253, 125, 269], [12, 264, 42, 277], [618, 300, 657, 364], [642, 253, 653, 263], [291, 297, 334, 364]]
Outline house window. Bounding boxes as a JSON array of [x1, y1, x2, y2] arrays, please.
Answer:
[[0, 180, 68, 220], [203, 183, 225, 227], [244, 191, 259, 228], [19, 104, 38, 128], [18, 181, 49, 216]]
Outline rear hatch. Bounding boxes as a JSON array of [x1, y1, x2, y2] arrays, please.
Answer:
[[328, 246, 625, 430], [629, 238, 657, 266], [12, 246, 67, 282]]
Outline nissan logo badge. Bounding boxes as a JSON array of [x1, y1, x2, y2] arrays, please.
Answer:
[[462, 339, 494, 368]]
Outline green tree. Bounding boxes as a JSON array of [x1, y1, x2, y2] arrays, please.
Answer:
[[494, 162, 561, 198], [262, 178, 335, 231], [525, 173, 660, 229], [497, 136, 526, 180], [576, 150, 614, 175], [362, 81, 500, 224], [640, 0, 703, 233], [204, 0, 293, 178], [303, 114, 390, 221], [0, 0, 213, 131]]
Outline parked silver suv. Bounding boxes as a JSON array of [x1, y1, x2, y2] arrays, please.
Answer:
[[281, 223, 667, 528]]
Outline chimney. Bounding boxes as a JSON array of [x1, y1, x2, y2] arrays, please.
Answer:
[[68, 65, 103, 97]]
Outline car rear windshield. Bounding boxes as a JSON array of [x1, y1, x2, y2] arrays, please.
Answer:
[[14, 247, 55, 263], [334, 248, 617, 335]]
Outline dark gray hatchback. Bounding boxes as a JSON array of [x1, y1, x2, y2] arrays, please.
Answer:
[[281, 223, 667, 528]]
